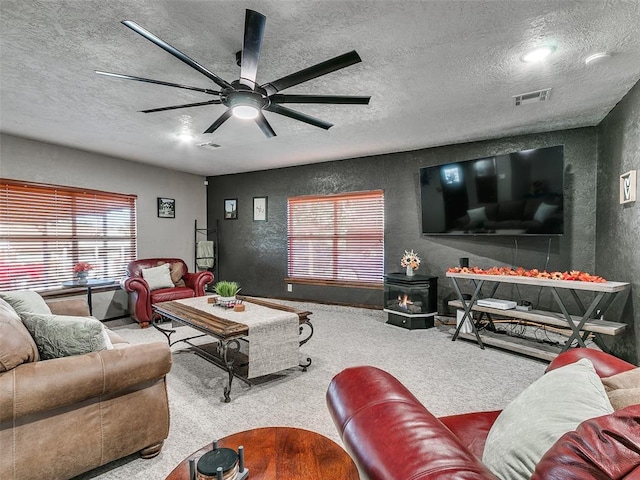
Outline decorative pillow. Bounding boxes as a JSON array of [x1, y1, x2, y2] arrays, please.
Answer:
[[533, 202, 558, 223], [482, 358, 614, 480], [0, 290, 52, 315], [602, 368, 640, 410], [169, 262, 186, 287], [21, 313, 113, 360], [0, 298, 40, 371], [467, 206, 488, 226], [141, 263, 174, 291]]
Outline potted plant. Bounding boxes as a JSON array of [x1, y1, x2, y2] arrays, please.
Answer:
[[214, 281, 241, 302]]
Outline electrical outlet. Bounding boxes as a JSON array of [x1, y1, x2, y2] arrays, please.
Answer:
[[287, 284, 293, 292]]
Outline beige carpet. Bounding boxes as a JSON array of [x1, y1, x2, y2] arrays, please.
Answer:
[[73, 301, 548, 479]]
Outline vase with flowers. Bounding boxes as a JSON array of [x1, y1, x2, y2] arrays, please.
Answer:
[[73, 262, 93, 283], [400, 250, 421, 277]]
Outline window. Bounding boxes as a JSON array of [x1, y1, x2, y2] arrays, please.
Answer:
[[0, 179, 137, 291], [287, 190, 384, 287]]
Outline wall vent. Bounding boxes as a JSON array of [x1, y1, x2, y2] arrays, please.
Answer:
[[197, 142, 222, 149], [513, 88, 552, 106]]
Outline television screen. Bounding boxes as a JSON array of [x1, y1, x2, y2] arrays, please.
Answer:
[[420, 145, 564, 236]]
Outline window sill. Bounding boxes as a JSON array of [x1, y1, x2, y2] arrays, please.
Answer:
[[284, 277, 383, 290]]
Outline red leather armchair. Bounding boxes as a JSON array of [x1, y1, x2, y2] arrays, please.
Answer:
[[122, 258, 213, 328], [327, 349, 639, 480]]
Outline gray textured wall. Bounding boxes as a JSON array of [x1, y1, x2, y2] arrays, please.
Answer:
[[596, 80, 640, 364], [0, 133, 208, 267], [1, 133, 208, 319], [207, 127, 600, 316]]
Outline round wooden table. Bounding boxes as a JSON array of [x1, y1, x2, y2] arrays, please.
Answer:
[[165, 426, 359, 480]]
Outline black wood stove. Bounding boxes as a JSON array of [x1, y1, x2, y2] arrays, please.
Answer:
[[383, 273, 438, 329]]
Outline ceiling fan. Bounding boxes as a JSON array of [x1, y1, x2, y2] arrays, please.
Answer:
[[96, 9, 371, 138]]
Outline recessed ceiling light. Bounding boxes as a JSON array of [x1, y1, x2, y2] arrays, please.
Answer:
[[521, 45, 556, 63], [585, 52, 611, 65], [177, 133, 194, 142]]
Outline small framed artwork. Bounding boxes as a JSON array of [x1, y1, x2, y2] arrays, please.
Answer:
[[157, 197, 175, 218], [253, 196, 268, 221], [620, 170, 637, 204], [224, 198, 238, 219]]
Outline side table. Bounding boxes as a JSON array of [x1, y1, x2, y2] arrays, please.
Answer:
[[61, 279, 117, 316], [165, 427, 359, 480]]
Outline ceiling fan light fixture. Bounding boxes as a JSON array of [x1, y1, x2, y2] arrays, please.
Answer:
[[521, 45, 556, 63], [232, 104, 260, 119]]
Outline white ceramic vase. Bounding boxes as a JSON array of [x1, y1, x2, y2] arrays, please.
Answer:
[[406, 265, 414, 277]]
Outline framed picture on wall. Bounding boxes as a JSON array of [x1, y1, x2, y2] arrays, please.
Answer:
[[620, 170, 637, 204], [157, 197, 175, 218], [253, 196, 267, 221], [224, 198, 238, 219]]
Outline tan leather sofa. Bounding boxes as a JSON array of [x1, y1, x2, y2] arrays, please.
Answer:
[[0, 295, 172, 480]]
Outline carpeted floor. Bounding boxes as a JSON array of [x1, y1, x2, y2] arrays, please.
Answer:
[[74, 300, 548, 479]]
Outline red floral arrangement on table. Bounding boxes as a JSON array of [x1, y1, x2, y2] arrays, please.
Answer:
[[447, 265, 606, 283], [73, 262, 94, 273]]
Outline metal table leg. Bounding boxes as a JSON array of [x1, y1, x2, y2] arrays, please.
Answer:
[[451, 278, 486, 348], [550, 288, 606, 351]]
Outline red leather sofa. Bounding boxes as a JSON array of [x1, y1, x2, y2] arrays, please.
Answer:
[[122, 258, 213, 328], [327, 349, 640, 480]]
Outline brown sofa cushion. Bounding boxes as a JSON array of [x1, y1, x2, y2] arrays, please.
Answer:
[[0, 298, 39, 371], [158, 260, 186, 287], [602, 368, 640, 410]]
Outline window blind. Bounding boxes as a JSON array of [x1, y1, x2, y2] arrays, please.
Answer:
[[287, 190, 384, 286], [0, 179, 137, 291]]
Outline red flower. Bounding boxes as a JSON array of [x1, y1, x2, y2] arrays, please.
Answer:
[[448, 265, 606, 282], [73, 262, 93, 273]]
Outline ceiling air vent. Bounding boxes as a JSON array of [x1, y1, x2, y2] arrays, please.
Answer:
[[513, 88, 552, 106], [197, 141, 222, 150]]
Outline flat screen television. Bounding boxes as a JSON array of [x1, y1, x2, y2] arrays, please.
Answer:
[[420, 145, 564, 236]]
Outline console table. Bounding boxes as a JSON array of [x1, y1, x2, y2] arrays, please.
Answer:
[[61, 278, 118, 316], [447, 272, 629, 358]]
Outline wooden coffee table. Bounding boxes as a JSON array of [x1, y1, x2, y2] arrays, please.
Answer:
[[152, 296, 313, 402], [165, 427, 359, 480]]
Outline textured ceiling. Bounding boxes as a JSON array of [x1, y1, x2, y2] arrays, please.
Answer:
[[1, 1, 640, 176]]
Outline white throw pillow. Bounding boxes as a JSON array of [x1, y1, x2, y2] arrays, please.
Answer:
[[467, 206, 488, 225], [141, 263, 174, 291], [533, 202, 558, 223], [0, 290, 52, 315], [482, 358, 614, 480]]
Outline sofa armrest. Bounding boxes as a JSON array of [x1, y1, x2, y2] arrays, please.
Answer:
[[532, 405, 640, 479], [0, 341, 171, 422], [439, 410, 502, 459], [547, 349, 636, 378], [183, 271, 214, 296], [122, 276, 152, 321], [45, 297, 91, 316], [327, 366, 498, 480]]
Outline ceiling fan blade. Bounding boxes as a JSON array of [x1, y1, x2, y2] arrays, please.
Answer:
[[255, 113, 276, 138], [121, 20, 233, 90], [265, 104, 333, 130], [139, 99, 222, 113], [95, 71, 220, 95], [239, 9, 266, 89], [204, 109, 233, 134], [269, 94, 370, 105], [262, 50, 362, 95]]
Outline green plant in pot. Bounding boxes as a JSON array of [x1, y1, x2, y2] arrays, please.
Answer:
[[214, 281, 241, 301]]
